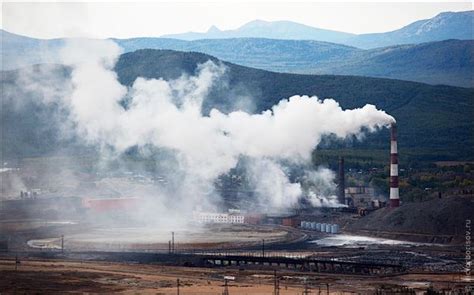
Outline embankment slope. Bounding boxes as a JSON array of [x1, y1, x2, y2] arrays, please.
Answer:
[[346, 196, 473, 244]]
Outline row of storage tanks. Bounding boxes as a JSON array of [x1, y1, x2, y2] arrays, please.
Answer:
[[300, 221, 339, 234]]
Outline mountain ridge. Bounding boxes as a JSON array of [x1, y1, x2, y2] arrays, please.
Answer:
[[2, 10, 471, 47], [104, 38, 474, 88], [161, 11, 473, 48], [162, 19, 356, 44], [1, 28, 472, 87], [345, 10, 474, 48]]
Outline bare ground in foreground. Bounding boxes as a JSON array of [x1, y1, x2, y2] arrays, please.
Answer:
[[0, 258, 470, 294]]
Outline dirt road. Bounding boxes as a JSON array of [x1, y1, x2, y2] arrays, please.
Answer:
[[0, 258, 469, 294]]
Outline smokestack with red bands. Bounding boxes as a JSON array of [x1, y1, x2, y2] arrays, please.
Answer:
[[390, 123, 400, 207]]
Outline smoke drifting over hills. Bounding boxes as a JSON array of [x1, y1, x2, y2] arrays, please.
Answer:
[[11, 39, 395, 213]]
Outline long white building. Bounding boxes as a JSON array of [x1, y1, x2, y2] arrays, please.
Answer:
[[193, 212, 245, 224]]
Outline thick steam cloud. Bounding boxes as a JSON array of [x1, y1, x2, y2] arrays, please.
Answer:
[[48, 40, 395, 210]]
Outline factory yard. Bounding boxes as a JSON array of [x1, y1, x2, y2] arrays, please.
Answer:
[[1, 220, 471, 294], [0, 257, 469, 294], [1, 214, 472, 293], [1, 161, 473, 293], [49, 224, 300, 251], [5, 222, 306, 252]]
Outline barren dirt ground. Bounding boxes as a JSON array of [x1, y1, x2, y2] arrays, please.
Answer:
[[0, 258, 469, 294]]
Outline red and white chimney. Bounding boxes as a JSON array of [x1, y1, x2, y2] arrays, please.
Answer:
[[390, 123, 400, 207]]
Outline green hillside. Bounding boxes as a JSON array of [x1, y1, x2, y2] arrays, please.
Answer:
[[116, 38, 474, 87], [2, 29, 472, 87]]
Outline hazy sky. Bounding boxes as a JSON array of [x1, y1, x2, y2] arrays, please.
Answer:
[[1, 1, 472, 39]]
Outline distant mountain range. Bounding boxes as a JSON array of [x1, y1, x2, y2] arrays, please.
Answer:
[[312, 39, 474, 88], [162, 20, 355, 44], [0, 30, 63, 70], [2, 50, 473, 160], [347, 11, 474, 48], [163, 11, 473, 48], [114, 38, 474, 87], [1, 10, 472, 87], [1, 30, 473, 87]]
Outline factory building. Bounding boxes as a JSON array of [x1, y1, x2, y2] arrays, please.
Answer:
[[194, 212, 245, 224], [264, 213, 299, 227], [193, 212, 300, 226], [244, 214, 265, 225], [1, 196, 84, 220], [345, 186, 387, 209], [82, 197, 140, 213], [345, 186, 374, 207], [282, 216, 300, 227]]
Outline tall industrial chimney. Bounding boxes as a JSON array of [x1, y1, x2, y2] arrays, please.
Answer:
[[337, 157, 345, 205], [390, 123, 400, 207]]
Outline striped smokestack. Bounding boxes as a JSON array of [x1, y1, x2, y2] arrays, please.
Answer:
[[390, 123, 400, 207]]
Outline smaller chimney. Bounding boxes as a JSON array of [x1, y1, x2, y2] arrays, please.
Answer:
[[389, 123, 400, 207], [337, 157, 345, 205]]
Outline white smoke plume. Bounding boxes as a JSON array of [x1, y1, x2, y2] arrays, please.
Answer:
[[12, 39, 395, 212], [304, 168, 342, 207], [247, 159, 302, 210]]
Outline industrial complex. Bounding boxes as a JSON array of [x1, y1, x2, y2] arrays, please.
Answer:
[[1, 123, 472, 293]]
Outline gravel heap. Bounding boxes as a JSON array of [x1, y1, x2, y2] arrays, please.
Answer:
[[346, 196, 473, 244]]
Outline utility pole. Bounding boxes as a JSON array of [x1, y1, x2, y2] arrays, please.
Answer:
[[176, 278, 180, 295], [222, 278, 229, 295], [303, 283, 310, 295], [61, 235, 64, 253], [273, 270, 279, 295], [326, 283, 329, 295], [15, 254, 20, 271]]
